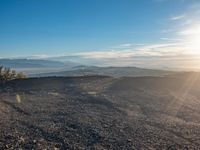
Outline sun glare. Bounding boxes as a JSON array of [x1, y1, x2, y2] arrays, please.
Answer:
[[183, 25, 200, 54], [189, 34, 200, 53]]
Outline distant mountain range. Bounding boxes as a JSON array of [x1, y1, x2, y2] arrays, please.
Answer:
[[0, 58, 79, 74], [30, 66, 174, 77], [0, 59, 66, 68], [0, 58, 174, 77]]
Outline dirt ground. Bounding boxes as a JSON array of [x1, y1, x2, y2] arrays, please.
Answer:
[[0, 74, 200, 149]]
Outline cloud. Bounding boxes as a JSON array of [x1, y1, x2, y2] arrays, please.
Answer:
[[170, 15, 185, 21], [179, 24, 200, 35], [154, 0, 186, 3], [74, 42, 184, 60], [160, 38, 183, 41], [118, 43, 132, 47], [12, 38, 200, 69], [68, 33, 200, 69], [161, 2, 200, 57], [21, 32, 200, 69]]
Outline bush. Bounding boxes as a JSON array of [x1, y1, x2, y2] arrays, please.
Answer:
[[0, 66, 26, 82]]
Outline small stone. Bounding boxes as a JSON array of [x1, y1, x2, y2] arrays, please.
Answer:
[[19, 137, 25, 143], [127, 139, 132, 142], [54, 143, 61, 150]]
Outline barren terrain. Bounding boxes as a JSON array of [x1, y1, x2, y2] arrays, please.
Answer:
[[0, 73, 200, 149]]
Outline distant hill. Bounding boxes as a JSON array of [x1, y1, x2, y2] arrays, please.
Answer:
[[0, 59, 66, 68], [30, 66, 174, 77], [0, 59, 176, 77], [0, 59, 79, 74]]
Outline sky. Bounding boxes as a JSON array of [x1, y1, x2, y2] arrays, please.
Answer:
[[0, 0, 200, 69]]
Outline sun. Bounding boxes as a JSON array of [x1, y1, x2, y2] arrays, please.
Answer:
[[189, 34, 200, 53], [187, 32, 200, 54], [182, 25, 200, 54]]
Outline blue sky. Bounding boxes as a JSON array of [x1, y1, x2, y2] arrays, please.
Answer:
[[0, 0, 200, 69]]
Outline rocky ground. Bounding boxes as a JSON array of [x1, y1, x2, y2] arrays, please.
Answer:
[[0, 74, 200, 149]]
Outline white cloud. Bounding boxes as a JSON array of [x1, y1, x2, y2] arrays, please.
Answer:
[[118, 43, 132, 47], [154, 0, 186, 3], [179, 24, 200, 35], [75, 42, 184, 59], [160, 38, 183, 41], [170, 15, 185, 21]]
